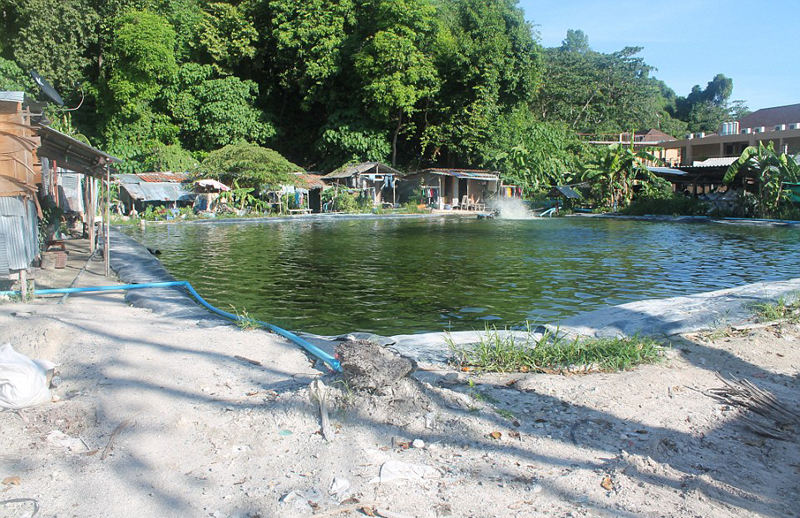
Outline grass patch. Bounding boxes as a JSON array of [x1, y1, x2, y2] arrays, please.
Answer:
[[447, 325, 661, 373], [751, 296, 800, 323], [494, 408, 516, 420]]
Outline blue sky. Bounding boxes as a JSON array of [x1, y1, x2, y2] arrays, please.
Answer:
[[518, 0, 800, 111]]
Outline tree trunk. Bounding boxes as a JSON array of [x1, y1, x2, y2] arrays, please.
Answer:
[[392, 111, 403, 167]]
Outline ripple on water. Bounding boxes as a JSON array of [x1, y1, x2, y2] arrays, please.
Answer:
[[122, 218, 800, 335]]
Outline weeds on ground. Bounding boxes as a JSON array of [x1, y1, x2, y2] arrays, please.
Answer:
[[230, 306, 262, 330], [332, 379, 356, 408], [494, 408, 516, 420], [447, 324, 661, 373], [751, 296, 800, 323]]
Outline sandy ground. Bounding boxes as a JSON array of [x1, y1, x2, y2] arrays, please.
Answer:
[[1, 240, 798, 518]]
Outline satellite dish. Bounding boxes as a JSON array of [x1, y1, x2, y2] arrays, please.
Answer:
[[29, 70, 64, 106]]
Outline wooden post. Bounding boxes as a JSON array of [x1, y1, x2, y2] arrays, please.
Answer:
[[19, 270, 27, 300], [105, 165, 110, 277], [87, 176, 95, 250]]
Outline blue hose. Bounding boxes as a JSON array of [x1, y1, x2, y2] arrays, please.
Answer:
[[0, 281, 342, 372]]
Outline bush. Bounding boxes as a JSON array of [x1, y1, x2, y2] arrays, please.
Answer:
[[624, 193, 708, 216], [321, 188, 365, 213]]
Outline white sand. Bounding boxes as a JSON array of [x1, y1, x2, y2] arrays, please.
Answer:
[[1, 246, 798, 517]]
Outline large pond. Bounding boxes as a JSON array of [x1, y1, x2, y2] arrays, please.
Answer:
[[121, 216, 800, 336]]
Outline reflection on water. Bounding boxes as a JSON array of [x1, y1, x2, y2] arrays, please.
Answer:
[[121, 217, 800, 335]]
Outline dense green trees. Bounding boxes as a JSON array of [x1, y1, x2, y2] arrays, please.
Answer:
[[535, 30, 685, 136], [669, 73, 749, 133], [0, 0, 750, 197]]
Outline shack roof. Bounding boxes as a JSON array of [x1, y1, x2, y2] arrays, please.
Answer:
[[324, 162, 403, 179], [549, 185, 582, 199], [414, 168, 500, 181], [293, 172, 325, 189], [136, 171, 191, 183], [0, 91, 25, 103], [691, 157, 738, 167], [37, 125, 118, 177], [120, 182, 194, 202], [648, 166, 689, 177]]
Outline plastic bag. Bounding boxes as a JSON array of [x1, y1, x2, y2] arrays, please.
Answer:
[[0, 343, 55, 409]]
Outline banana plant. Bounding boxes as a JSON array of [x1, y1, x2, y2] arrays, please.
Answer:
[[219, 180, 258, 210], [582, 143, 659, 210], [724, 142, 800, 218]]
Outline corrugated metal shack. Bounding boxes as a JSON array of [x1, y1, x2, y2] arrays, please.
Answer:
[[322, 162, 402, 207], [1, 90, 118, 284], [400, 168, 499, 210], [116, 172, 195, 213], [0, 91, 41, 278]]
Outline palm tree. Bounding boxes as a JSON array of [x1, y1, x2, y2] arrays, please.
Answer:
[[724, 142, 800, 218], [583, 143, 659, 210]]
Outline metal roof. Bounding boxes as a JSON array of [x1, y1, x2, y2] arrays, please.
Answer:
[[738, 103, 800, 129], [324, 162, 402, 179], [691, 157, 738, 167], [293, 172, 325, 189], [550, 185, 582, 199], [0, 91, 25, 103], [137, 172, 191, 183], [648, 166, 689, 176], [37, 125, 119, 177], [418, 168, 500, 181], [120, 182, 194, 202], [440, 171, 498, 181]]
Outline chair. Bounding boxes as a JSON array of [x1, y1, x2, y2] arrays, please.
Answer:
[[460, 195, 473, 211]]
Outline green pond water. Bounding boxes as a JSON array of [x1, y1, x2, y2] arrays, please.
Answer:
[[121, 216, 800, 336]]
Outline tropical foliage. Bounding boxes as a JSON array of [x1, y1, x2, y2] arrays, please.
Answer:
[[196, 143, 301, 191], [723, 142, 800, 218], [0, 0, 747, 199], [582, 144, 661, 210]]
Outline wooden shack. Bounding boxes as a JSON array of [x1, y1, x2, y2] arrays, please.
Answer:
[[322, 162, 402, 207], [400, 168, 499, 210], [0, 90, 118, 286], [0, 91, 42, 282]]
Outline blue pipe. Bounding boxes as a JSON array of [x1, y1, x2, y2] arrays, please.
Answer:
[[0, 281, 342, 372]]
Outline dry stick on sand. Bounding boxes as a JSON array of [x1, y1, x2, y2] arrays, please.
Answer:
[[707, 373, 800, 440], [101, 419, 134, 460], [308, 379, 334, 441], [233, 355, 262, 366]]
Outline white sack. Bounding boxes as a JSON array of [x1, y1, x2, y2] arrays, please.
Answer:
[[0, 343, 55, 409]]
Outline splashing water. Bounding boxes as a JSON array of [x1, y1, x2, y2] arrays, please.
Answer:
[[494, 198, 536, 219]]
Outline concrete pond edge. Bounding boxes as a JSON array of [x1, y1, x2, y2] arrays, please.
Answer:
[[109, 228, 800, 365]]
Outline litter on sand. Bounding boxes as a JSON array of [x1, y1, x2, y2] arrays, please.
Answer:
[[0, 343, 55, 410]]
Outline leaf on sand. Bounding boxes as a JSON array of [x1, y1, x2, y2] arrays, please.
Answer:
[[2, 476, 20, 486], [489, 431, 502, 440], [600, 476, 614, 491]]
